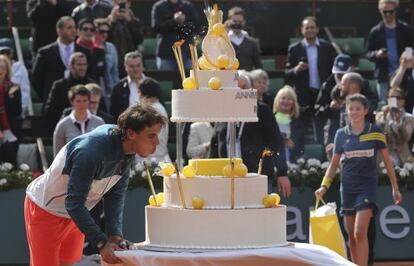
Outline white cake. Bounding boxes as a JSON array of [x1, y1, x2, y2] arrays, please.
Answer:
[[144, 161, 288, 249], [170, 70, 258, 123]]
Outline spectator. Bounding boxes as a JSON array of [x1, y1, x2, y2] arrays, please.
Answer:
[[31, 16, 90, 103], [26, 0, 73, 53], [72, 0, 112, 23], [53, 85, 104, 156], [0, 39, 31, 116], [237, 70, 253, 90], [94, 18, 119, 110], [285, 16, 336, 151], [273, 85, 301, 162], [250, 69, 273, 109], [390, 49, 414, 113], [76, 18, 106, 86], [376, 87, 414, 166], [0, 55, 21, 165], [108, 0, 143, 76], [318, 54, 379, 145], [45, 52, 95, 134], [111, 51, 146, 120], [136, 78, 171, 163], [227, 6, 262, 71], [365, 0, 413, 102], [210, 72, 291, 197], [186, 122, 214, 159], [61, 83, 115, 124], [151, 0, 200, 70]]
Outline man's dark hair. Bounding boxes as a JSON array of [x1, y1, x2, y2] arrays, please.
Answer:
[[228, 6, 245, 19], [344, 72, 364, 89], [68, 84, 91, 102], [78, 18, 95, 31], [345, 93, 368, 110], [114, 104, 165, 140], [56, 16, 74, 29], [138, 78, 163, 103]]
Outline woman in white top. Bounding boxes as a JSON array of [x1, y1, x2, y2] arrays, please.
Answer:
[[137, 78, 171, 163], [53, 85, 104, 156], [273, 85, 300, 162]]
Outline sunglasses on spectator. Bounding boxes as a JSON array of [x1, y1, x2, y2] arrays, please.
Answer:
[[382, 9, 395, 15], [98, 29, 109, 34], [82, 27, 95, 32]]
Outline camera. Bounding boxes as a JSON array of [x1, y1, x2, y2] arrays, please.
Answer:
[[119, 1, 126, 12], [229, 23, 243, 30]]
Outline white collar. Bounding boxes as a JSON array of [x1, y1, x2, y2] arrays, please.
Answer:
[[127, 74, 145, 86], [303, 38, 320, 47], [69, 110, 91, 123]]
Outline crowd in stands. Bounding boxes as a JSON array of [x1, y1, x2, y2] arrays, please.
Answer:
[[0, 0, 412, 171]]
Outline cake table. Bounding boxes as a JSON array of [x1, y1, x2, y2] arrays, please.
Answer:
[[101, 243, 356, 266]]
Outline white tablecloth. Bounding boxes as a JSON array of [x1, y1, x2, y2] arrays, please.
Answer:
[[102, 243, 356, 266]]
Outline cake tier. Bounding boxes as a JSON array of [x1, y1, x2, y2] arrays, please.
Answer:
[[164, 174, 267, 209], [171, 89, 258, 122], [190, 70, 238, 89], [188, 158, 242, 176], [145, 205, 287, 249]]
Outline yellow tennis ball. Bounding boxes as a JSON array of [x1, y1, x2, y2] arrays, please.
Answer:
[[156, 192, 165, 205], [217, 55, 230, 69], [161, 163, 175, 176], [231, 58, 239, 70], [208, 77, 222, 90], [192, 197, 205, 209], [269, 193, 281, 205], [149, 195, 157, 206], [211, 23, 225, 35], [182, 165, 195, 178], [182, 77, 196, 90], [262, 194, 276, 208], [234, 163, 248, 177], [222, 163, 235, 177]]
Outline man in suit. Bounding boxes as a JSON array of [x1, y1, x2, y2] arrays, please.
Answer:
[[227, 6, 262, 71], [285, 16, 336, 157], [31, 16, 90, 103], [44, 52, 96, 134], [210, 71, 291, 198], [111, 51, 146, 121]]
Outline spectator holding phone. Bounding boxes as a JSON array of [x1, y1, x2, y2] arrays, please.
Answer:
[[108, 0, 143, 77], [390, 48, 414, 113], [376, 87, 414, 166], [366, 0, 413, 102]]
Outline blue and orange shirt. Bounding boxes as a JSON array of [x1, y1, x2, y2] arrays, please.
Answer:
[[334, 123, 387, 193]]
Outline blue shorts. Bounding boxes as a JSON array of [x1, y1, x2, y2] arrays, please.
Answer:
[[340, 191, 378, 216]]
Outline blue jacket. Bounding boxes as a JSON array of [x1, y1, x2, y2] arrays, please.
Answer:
[[27, 124, 134, 247]]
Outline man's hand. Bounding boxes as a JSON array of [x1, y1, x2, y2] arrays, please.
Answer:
[[277, 176, 291, 198], [294, 61, 308, 74], [99, 241, 123, 264], [376, 48, 388, 59], [174, 11, 186, 24]]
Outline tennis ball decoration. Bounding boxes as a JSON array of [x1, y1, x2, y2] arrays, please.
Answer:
[[216, 54, 230, 69], [192, 197, 205, 209], [199, 56, 213, 70], [262, 194, 277, 208], [160, 163, 175, 176], [222, 163, 235, 177], [182, 77, 196, 90], [208, 77, 222, 90], [234, 163, 248, 177], [269, 193, 281, 206], [156, 192, 165, 205], [182, 165, 195, 178], [231, 58, 239, 70], [211, 23, 225, 36]]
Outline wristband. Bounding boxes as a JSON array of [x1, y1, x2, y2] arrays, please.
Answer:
[[321, 176, 333, 189]]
